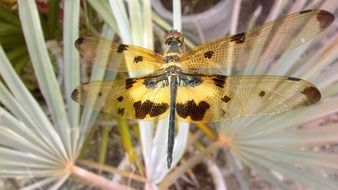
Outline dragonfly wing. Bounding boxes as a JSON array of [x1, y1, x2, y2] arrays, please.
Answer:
[[175, 72, 321, 122], [180, 9, 334, 69], [75, 35, 164, 72], [72, 73, 171, 120]]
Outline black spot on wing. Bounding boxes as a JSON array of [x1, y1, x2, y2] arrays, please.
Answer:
[[71, 89, 79, 101], [117, 44, 129, 53], [221, 109, 226, 116], [133, 100, 169, 119], [74, 37, 84, 46], [230, 32, 245, 43], [118, 108, 125, 116], [134, 56, 143, 63], [204, 51, 214, 59], [212, 75, 227, 88], [316, 10, 334, 29], [176, 100, 210, 121], [301, 87, 321, 104], [221, 95, 231, 103], [259, 91, 265, 97], [125, 78, 137, 89], [74, 37, 87, 58], [117, 96, 124, 102]]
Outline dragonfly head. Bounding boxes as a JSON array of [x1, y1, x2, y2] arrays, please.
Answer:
[[164, 30, 184, 47]]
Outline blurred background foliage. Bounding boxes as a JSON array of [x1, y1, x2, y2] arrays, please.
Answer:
[[0, 0, 338, 189]]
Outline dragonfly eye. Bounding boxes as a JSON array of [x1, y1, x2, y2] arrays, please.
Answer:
[[164, 30, 184, 46]]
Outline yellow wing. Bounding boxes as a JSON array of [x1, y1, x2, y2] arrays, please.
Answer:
[[72, 72, 321, 122], [75, 35, 164, 72], [71, 73, 170, 120], [179, 9, 334, 70], [175, 73, 321, 122]]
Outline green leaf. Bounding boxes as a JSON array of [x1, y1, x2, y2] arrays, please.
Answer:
[[0, 3, 20, 26], [63, 0, 80, 132], [0, 45, 66, 159], [87, 0, 118, 33], [236, 149, 338, 189], [18, 0, 71, 156]]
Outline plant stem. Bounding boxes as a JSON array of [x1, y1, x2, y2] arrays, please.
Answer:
[[77, 159, 147, 183], [71, 165, 130, 190], [173, 0, 182, 31], [98, 125, 112, 174]]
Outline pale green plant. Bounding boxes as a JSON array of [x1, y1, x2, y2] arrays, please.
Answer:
[[0, 0, 338, 190], [0, 0, 128, 189]]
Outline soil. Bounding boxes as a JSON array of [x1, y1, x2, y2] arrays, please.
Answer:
[[169, 163, 215, 190]]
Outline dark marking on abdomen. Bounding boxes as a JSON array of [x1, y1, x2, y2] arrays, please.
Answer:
[[133, 100, 169, 119], [212, 75, 227, 88], [301, 87, 321, 104], [176, 100, 210, 121]]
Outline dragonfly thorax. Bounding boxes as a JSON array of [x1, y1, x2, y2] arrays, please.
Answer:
[[163, 30, 184, 64], [163, 53, 180, 63], [164, 66, 202, 87], [165, 65, 182, 75]]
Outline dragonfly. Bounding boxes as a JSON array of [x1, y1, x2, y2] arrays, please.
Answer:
[[72, 9, 334, 168]]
